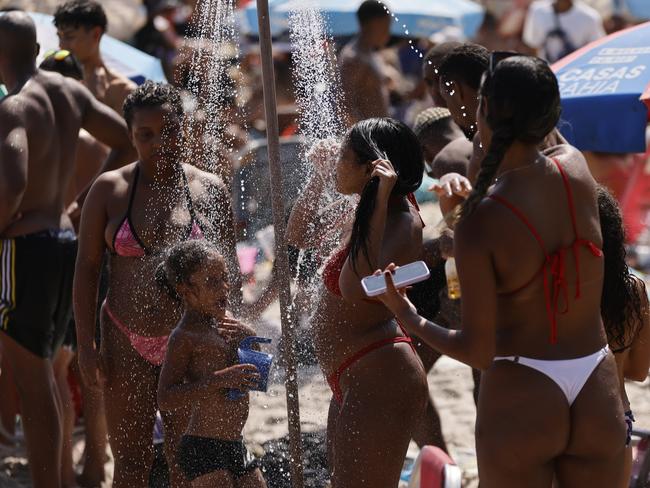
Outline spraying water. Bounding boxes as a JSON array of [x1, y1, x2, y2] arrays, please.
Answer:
[[184, 0, 243, 181], [287, 2, 344, 142], [285, 1, 357, 324]]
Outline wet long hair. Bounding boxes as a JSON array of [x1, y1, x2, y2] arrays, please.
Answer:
[[346, 118, 423, 272], [155, 240, 224, 302], [462, 56, 561, 218], [598, 186, 646, 350]]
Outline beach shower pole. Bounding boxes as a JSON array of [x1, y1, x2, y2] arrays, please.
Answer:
[[255, 1, 305, 486]]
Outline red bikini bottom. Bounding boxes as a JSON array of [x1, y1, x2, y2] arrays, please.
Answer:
[[326, 322, 416, 405]]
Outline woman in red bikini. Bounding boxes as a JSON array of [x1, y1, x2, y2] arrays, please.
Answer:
[[377, 55, 626, 486], [73, 82, 237, 487], [311, 118, 428, 487]]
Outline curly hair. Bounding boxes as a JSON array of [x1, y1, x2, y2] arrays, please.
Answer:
[[53, 0, 107, 32], [155, 240, 225, 301], [122, 81, 184, 129], [598, 186, 647, 350], [462, 56, 561, 219]]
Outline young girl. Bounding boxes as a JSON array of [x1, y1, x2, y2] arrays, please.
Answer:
[[156, 240, 267, 488]]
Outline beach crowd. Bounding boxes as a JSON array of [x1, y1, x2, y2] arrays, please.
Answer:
[[1, 0, 650, 487]]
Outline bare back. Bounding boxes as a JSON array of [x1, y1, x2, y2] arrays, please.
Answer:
[[476, 147, 606, 358], [339, 39, 389, 125], [1, 70, 88, 236]]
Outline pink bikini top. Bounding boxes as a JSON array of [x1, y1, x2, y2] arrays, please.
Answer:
[[112, 166, 205, 258], [322, 193, 424, 297]]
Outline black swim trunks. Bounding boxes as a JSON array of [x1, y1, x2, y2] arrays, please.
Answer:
[[0, 229, 77, 358], [178, 435, 260, 481]]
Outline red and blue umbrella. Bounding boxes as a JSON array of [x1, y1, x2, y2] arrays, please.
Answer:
[[552, 22, 650, 154]]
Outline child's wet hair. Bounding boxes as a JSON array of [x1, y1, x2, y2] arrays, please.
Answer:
[[155, 240, 224, 301], [122, 81, 184, 130]]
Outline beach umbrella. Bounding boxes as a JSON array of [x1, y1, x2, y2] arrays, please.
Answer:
[[240, 0, 485, 40], [24, 12, 166, 84], [552, 21, 650, 153], [625, 0, 650, 20]]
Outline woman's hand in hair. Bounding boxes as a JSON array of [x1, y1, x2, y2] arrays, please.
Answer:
[[371, 158, 398, 199], [373, 263, 418, 320]]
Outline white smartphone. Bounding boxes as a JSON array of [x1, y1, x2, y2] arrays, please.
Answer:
[[361, 261, 430, 297]]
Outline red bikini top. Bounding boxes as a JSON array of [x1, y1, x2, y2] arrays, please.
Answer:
[[322, 193, 423, 297], [489, 158, 603, 344]]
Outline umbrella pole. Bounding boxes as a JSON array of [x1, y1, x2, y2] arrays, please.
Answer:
[[255, 1, 305, 487]]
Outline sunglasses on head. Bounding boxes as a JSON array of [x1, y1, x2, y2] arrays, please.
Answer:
[[44, 49, 72, 62]]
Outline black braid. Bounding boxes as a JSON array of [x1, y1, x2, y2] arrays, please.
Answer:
[[462, 56, 560, 219], [462, 127, 514, 218]]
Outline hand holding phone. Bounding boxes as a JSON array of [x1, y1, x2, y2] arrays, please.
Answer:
[[361, 261, 430, 297]]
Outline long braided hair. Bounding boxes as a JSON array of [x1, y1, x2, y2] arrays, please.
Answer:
[[346, 118, 424, 273], [462, 56, 562, 219]]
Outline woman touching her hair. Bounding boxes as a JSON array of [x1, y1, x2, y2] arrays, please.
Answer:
[[312, 118, 428, 488]]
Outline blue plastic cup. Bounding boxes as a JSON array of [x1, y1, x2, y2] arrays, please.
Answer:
[[228, 336, 273, 400]]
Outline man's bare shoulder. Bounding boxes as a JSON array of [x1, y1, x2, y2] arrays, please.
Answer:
[[35, 69, 91, 109], [0, 94, 25, 125], [106, 70, 136, 96], [106, 69, 136, 88]]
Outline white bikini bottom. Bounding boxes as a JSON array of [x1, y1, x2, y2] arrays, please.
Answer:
[[493, 346, 609, 405]]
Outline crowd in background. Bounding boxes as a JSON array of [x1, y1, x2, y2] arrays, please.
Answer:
[[2, 1, 650, 487]]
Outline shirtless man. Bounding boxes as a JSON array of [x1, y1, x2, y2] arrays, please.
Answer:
[[0, 12, 134, 488], [422, 42, 462, 108], [54, 0, 136, 114], [437, 44, 568, 185], [339, 0, 392, 125]]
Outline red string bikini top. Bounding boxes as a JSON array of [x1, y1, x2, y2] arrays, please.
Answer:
[[489, 158, 603, 344], [322, 193, 423, 297], [112, 165, 204, 258]]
